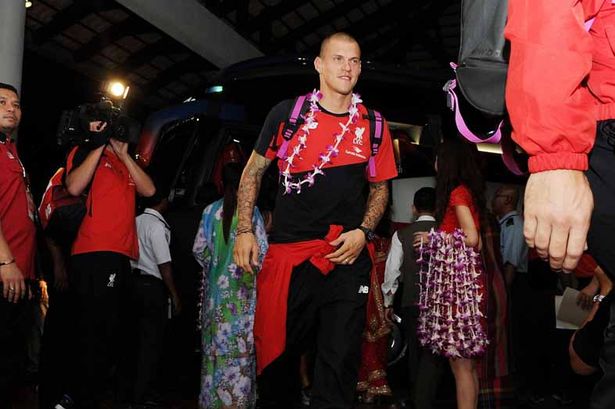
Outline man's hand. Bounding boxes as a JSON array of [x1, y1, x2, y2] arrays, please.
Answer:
[[233, 232, 259, 274], [89, 121, 107, 133], [576, 287, 595, 311], [109, 138, 129, 161], [523, 170, 593, 271], [1, 263, 25, 303], [412, 231, 429, 249], [88, 121, 110, 148], [577, 278, 598, 311], [326, 229, 366, 264]]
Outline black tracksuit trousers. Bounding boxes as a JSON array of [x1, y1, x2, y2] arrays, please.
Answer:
[[259, 248, 371, 409]]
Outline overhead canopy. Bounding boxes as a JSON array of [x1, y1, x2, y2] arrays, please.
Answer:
[[116, 0, 263, 68], [24, 0, 460, 110]]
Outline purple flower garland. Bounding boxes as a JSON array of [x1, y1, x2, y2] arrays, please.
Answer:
[[416, 228, 488, 358], [281, 89, 362, 194]]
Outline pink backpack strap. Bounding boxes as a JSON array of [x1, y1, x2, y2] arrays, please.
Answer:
[[277, 95, 307, 160], [367, 109, 384, 178], [444, 78, 503, 145], [501, 131, 525, 176]]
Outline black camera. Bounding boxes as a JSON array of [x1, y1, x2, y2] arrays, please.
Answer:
[[56, 97, 141, 147]]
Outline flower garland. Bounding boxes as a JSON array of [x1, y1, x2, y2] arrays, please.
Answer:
[[416, 228, 488, 358], [281, 89, 362, 194]]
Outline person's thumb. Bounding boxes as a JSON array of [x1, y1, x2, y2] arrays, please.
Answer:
[[251, 243, 259, 269]]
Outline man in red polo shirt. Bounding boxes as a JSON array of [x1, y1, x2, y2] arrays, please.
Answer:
[[234, 32, 398, 408], [0, 82, 37, 408], [58, 118, 155, 409]]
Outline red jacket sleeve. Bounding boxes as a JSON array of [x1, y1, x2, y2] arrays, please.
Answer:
[[504, 0, 605, 172]]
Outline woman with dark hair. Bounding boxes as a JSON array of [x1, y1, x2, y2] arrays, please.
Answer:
[[193, 163, 268, 409], [415, 137, 488, 409]]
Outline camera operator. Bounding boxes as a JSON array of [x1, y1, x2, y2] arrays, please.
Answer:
[[59, 121, 155, 409]]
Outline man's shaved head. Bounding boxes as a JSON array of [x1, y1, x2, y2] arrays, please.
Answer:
[[319, 32, 360, 57]]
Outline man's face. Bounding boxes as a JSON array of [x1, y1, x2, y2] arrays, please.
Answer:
[[0, 88, 22, 135], [314, 38, 361, 96]]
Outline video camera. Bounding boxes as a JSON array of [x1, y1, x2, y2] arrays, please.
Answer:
[[56, 84, 141, 147]]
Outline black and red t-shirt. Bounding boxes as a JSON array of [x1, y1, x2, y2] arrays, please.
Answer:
[[254, 99, 398, 243], [0, 141, 36, 279], [66, 146, 138, 259]]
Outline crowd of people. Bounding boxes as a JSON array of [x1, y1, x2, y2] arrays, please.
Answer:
[[2, 0, 615, 407]]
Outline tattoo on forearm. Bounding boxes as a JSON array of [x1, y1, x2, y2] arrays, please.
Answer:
[[362, 181, 389, 230], [237, 154, 271, 231]]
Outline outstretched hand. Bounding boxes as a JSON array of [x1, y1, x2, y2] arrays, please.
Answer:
[[523, 170, 593, 271]]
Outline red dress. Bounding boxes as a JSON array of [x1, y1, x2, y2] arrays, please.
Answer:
[[440, 185, 480, 233], [448, 185, 487, 355]]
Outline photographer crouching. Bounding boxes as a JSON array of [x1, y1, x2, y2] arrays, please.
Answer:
[[58, 119, 155, 409]]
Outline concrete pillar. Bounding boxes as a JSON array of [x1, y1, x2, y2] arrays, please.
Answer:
[[0, 0, 26, 92]]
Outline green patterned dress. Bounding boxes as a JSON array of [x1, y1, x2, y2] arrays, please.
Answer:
[[193, 199, 268, 409]]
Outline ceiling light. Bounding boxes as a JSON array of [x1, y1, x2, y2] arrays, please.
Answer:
[[25, 1, 33, 8], [104, 80, 130, 99]]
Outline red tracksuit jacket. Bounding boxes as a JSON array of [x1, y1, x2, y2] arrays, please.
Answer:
[[505, 0, 615, 173]]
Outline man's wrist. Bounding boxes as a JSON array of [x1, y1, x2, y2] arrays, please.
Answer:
[[236, 226, 254, 236], [358, 225, 375, 242], [117, 151, 131, 163]]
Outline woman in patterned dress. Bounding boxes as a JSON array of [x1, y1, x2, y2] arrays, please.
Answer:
[[193, 163, 268, 409]]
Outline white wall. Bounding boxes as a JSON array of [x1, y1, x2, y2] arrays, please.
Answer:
[[390, 177, 436, 223], [390, 178, 525, 223]]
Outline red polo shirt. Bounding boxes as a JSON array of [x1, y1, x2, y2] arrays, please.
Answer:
[[0, 141, 36, 279], [66, 146, 138, 259], [254, 100, 398, 243]]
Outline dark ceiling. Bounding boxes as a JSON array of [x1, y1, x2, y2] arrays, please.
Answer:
[[24, 0, 461, 112]]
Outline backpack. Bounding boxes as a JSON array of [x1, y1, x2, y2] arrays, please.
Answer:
[[38, 168, 86, 247], [276, 94, 384, 178], [39, 154, 97, 248], [442, 0, 525, 174]]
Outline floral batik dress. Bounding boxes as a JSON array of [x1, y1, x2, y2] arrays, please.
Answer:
[[193, 199, 268, 409]]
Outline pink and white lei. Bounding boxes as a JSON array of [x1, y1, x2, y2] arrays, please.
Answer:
[[281, 89, 362, 194], [416, 228, 488, 358]]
